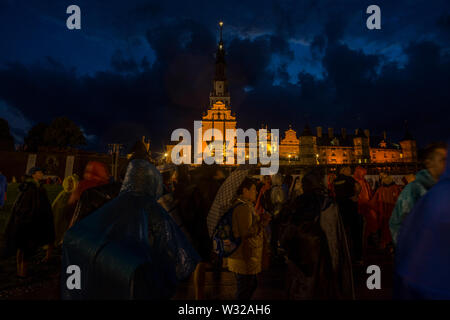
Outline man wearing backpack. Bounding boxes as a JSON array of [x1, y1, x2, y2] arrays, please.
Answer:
[[227, 177, 271, 300]]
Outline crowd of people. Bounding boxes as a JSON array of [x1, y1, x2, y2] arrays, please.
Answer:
[[0, 140, 448, 299]]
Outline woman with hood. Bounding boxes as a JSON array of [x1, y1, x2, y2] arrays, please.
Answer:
[[61, 159, 199, 300], [370, 173, 402, 250], [353, 167, 378, 250], [68, 161, 111, 227], [52, 175, 78, 245], [394, 143, 449, 299]]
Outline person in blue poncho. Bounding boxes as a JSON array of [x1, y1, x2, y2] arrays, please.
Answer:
[[394, 143, 449, 299], [389, 142, 447, 245], [61, 159, 200, 300]]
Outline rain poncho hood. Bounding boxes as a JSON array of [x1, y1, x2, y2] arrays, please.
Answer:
[[394, 145, 450, 299], [353, 167, 367, 181], [389, 169, 437, 244], [69, 161, 110, 205], [62, 175, 78, 193], [61, 159, 199, 300]]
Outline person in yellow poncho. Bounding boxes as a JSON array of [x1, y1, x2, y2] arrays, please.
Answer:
[[52, 175, 78, 245]]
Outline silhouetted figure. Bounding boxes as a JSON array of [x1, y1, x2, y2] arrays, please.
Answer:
[[4, 167, 55, 277], [333, 167, 363, 263]]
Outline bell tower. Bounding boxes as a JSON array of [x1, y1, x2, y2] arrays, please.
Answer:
[[209, 21, 231, 108], [201, 21, 236, 160]]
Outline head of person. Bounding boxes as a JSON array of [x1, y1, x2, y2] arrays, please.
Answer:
[[421, 142, 447, 180], [63, 175, 78, 193], [237, 177, 257, 203], [271, 173, 283, 186], [354, 166, 367, 180], [381, 174, 394, 186], [120, 159, 164, 199], [198, 164, 222, 182], [339, 166, 352, 177], [302, 169, 325, 194], [128, 140, 152, 163], [28, 167, 44, 182], [83, 161, 110, 183]]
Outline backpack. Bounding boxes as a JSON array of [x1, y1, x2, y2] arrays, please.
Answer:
[[212, 202, 244, 258]]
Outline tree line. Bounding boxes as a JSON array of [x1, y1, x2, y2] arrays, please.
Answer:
[[0, 117, 86, 152]]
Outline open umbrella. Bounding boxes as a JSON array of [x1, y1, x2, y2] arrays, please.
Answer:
[[207, 165, 253, 237]]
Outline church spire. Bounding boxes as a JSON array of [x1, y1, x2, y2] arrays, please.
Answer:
[[210, 21, 230, 108], [215, 21, 226, 81]]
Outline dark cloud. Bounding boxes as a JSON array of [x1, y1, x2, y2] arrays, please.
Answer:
[[0, 0, 449, 152], [111, 50, 139, 73]]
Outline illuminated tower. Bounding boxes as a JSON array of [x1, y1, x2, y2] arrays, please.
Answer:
[[201, 21, 237, 160]]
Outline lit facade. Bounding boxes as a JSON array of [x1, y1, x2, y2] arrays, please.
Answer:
[[277, 126, 417, 165], [165, 23, 418, 166]]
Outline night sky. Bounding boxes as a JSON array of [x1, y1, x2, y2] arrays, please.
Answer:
[[0, 0, 449, 153]]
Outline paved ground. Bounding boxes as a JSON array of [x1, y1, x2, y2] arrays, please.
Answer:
[[0, 246, 393, 300]]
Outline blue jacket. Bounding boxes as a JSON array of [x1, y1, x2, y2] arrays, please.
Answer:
[[394, 146, 450, 299], [389, 169, 436, 245], [61, 160, 199, 300]]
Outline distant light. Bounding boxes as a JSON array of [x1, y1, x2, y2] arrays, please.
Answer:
[[219, 21, 224, 27], [164, 153, 168, 157]]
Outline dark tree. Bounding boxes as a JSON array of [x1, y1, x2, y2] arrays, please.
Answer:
[[43, 117, 86, 149], [24, 122, 49, 152], [0, 118, 15, 151]]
